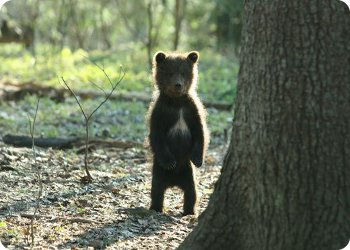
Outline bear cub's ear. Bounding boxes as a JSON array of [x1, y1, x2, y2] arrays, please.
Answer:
[[154, 51, 166, 64], [187, 51, 199, 63]]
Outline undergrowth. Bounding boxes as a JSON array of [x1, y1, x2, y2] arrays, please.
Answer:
[[0, 44, 238, 103]]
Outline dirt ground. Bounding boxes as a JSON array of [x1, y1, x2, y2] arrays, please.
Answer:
[[0, 141, 226, 249]]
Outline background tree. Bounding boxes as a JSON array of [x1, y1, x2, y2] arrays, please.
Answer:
[[173, 0, 186, 50], [0, 0, 39, 51], [1, 0, 236, 54], [215, 0, 242, 53], [179, 0, 350, 249]]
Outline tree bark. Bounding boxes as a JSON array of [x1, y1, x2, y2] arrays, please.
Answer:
[[179, 1, 350, 250]]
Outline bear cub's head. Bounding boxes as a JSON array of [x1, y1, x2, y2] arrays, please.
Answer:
[[153, 51, 199, 98]]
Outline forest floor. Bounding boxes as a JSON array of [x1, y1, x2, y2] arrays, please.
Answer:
[[0, 47, 235, 249], [0, 115, 227, 250]]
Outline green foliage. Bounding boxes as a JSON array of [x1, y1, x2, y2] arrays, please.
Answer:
[[0, 44, 237, 143], [0, 44, 237, 102], [0, 95, 233, 144], [198, 50, 239, 102], [215, 0, 243, 50], [0, 94, 148, 141], [0, 221, 7, 228], [2, 0, 242, 50], [0, 220, 18, 241], [185, 0, 217, 49]]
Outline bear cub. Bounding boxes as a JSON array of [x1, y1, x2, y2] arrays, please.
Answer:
[[147, 51, 209, 215]]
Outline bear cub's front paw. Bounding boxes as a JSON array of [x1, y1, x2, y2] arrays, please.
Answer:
[[191, 152, 203, 168]]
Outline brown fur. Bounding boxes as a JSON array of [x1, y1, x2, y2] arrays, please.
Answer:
[[147, 51, 209, 215]]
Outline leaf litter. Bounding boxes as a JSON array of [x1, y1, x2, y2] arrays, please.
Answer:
[[0, 141, 226, 249]]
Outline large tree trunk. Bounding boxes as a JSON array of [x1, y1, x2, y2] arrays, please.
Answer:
[[179, 1, 350, 249]]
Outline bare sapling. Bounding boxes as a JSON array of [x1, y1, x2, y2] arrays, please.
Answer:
[[28, 98, 42, 247], [61, 63, 125, 182]]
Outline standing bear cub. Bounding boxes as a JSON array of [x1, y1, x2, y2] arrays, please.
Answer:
[[147, 51, 209, 215]]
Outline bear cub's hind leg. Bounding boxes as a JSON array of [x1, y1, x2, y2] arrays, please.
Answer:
[[181, 170, 198, 216], [150, 172, 167, 213]]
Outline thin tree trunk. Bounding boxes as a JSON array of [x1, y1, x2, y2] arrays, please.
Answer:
[[179, 1, 350, 249], [57, 0, 69, 50], [69, 0, 85, 49], [173, 0, 186, 50], [99, 1, 111, 50], [146, 0, 166, 69], [146, 1, 153, 69]]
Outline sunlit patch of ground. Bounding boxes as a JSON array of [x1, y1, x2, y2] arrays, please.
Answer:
[[0, 143, 226, 249]]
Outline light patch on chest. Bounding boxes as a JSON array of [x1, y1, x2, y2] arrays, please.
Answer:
[[169, 109, 190, 136]]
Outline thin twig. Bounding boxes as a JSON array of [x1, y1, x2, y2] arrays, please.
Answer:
[[82, 54, 121, 89], [61, 77, 88, 121], [89, 66, 125, 120], [60, 61, 125, 181], [29, 98, 41, 247], [88, 80, 107, 97]]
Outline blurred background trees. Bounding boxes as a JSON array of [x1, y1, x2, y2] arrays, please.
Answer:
[[0, 0, 243, 144], [0, 0, 243, 106], [0, 0, 243, 58]]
